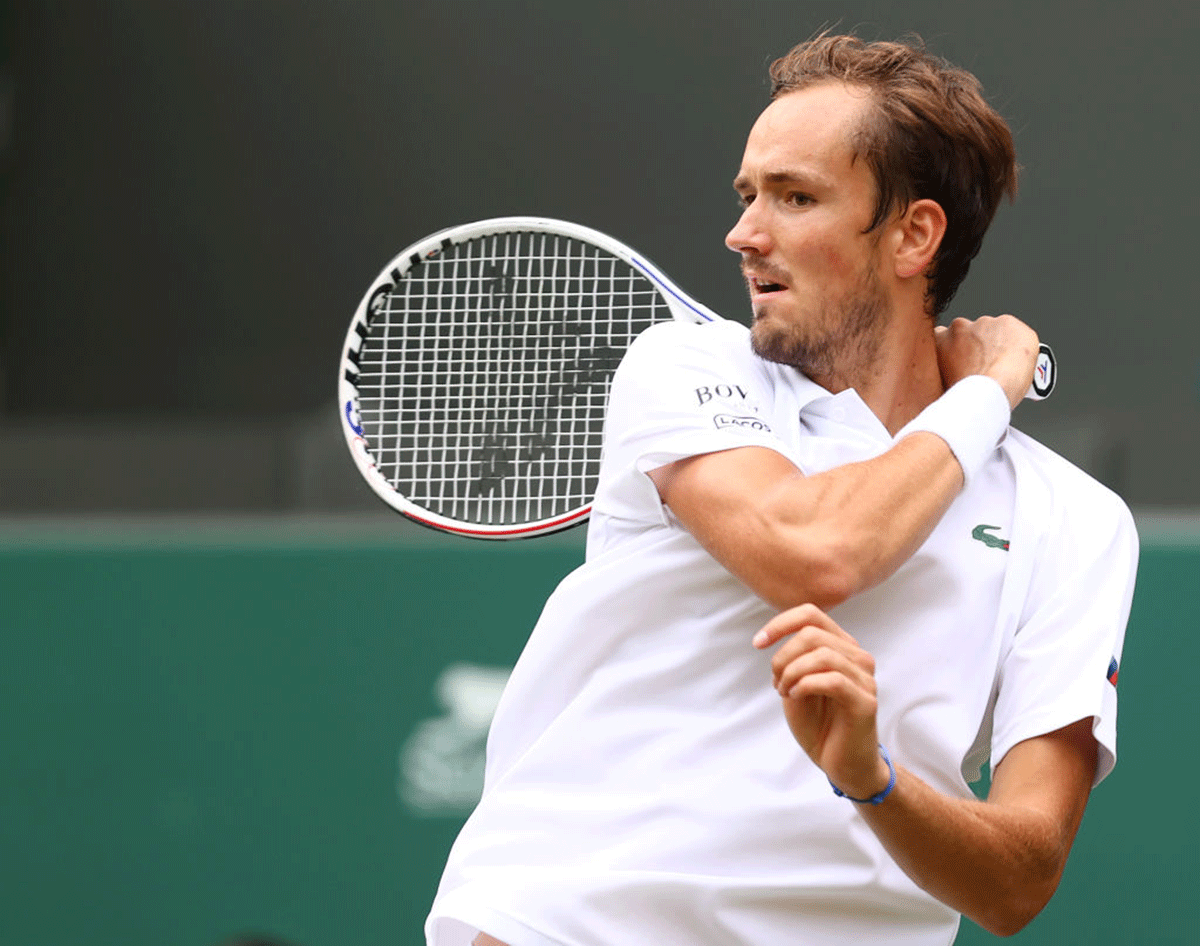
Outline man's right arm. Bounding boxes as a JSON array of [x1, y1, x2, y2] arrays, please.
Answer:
[[649, 434, 965, 611], [647, 316, 1038, 612]]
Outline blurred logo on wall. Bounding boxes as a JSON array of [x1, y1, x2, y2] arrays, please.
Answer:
[[398, 662, 512, 816]]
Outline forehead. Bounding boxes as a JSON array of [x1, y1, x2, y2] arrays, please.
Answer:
[[739, 82, 875, 182]]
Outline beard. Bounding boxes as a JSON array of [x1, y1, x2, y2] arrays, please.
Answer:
[[750, 267, 889, 386]]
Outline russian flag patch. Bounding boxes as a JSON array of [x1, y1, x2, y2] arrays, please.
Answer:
[[1107, 657, 1120, 687]]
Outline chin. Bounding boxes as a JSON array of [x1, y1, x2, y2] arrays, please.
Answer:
[[749, 317, 790, 364]]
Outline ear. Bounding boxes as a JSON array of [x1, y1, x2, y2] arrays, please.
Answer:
[[892, 198, 947, 280]]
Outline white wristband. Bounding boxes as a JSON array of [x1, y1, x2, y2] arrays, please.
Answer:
[[894, 375, 1011, 487]]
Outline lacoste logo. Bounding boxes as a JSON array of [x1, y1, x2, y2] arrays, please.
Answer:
[[714, 413, 771, 433], [971, 524, 1010, 551]]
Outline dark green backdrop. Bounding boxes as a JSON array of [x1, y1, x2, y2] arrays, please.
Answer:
[[1, 0, 1198, 506], [0, 525, 1189, 945]]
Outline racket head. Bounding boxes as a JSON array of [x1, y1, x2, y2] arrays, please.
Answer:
[[339, 217, 719, 539]]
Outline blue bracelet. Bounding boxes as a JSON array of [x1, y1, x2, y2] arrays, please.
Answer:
[[829, 744, 896, 805]]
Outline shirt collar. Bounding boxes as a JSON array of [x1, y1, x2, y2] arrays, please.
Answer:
[[796, 379, 892, 442]]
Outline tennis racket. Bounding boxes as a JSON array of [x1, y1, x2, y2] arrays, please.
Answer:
[[339, 216, 1056, 540]]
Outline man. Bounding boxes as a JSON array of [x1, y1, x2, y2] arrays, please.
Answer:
[[426, 34, 1138, 946]]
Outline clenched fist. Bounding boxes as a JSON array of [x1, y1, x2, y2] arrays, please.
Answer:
[[936, 315, 1040, 410]]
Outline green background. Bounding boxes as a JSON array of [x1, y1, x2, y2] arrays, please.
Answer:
[[0, 523, 1189, 945], [2, 0, 1199, 510]]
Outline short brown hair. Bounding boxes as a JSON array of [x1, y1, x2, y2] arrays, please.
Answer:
[[770, 33, 1018, 316]]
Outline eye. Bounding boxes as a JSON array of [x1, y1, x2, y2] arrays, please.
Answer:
[[736, 192, 755, 208], [786, 192, 813, 207]]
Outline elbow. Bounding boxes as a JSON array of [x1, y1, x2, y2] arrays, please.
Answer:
[[978, 910, 1037, 939], [971, 873, 1061, 938], [760, 542, 863, 612], [968, 813, 1080, 937], [784, 523, 880, 610], [977, 905, 1045, 939], [800, 554, 861, 611]]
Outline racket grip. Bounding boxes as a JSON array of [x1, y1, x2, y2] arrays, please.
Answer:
[[1024, 343, 1056, 401]]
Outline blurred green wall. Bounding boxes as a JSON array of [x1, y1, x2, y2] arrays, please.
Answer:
[[0, 525, 1189, 945]]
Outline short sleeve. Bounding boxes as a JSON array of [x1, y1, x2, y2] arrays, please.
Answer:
[[990, 488, 1139, 785], [591, 319, 791, 527]]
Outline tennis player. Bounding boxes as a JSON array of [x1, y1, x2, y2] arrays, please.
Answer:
[[426, 33, 1138, 946]]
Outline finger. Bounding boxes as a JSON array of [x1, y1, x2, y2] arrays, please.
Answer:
[[753, 602, 854, 649], [783, 668, 878, 719], [776, 644, 877, 698], [770, 626, 874, 685]]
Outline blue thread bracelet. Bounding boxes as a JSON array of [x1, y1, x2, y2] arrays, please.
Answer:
[[829, 744, 896, 805]]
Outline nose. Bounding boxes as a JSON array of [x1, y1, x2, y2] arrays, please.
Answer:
[[725, 202, 771, 256]]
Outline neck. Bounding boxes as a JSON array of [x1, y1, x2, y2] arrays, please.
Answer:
[[809, 307, 943, 436], [861, 325, 944, 435]]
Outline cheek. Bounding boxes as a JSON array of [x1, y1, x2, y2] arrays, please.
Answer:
[[794, 241, 858, 294], [818, 230, 868, 276], [785, 222, 858, 283], [818, 246, 855, 278], [815, 233, 878, 289]]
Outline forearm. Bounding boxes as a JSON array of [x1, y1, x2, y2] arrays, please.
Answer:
[[755, 430, 964, 606], [765, 613, 1076, 934], [809, 374, 1015, 602], [657, 430, 964, 611], [844, 719, 1097, 936], [858, 766, 1068, 936], [655, 377, 1011, 611], [761, 607, 1098, 936], [763, 608, 1075, 935]]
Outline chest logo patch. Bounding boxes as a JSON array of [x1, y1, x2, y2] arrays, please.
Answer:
[[971, 524, 1010, 551]]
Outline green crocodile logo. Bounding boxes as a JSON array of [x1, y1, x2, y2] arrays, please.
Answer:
[[971, 524, 1010, 551]]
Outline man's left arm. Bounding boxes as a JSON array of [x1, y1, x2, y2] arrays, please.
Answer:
[[757, 604, 1098, 937], [863, 721, 1096, 937]]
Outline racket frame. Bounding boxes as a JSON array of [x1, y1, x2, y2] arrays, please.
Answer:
[[339, 216, 718, 539]]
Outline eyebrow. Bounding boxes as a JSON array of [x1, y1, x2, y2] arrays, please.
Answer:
[[732, 168, 830, 192]]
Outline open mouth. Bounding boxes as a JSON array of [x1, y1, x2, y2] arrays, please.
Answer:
[[749, 275, 788, 296]]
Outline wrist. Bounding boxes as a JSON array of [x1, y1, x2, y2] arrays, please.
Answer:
[[894, 376, 1011, 488], [829, 744, 897, 805]]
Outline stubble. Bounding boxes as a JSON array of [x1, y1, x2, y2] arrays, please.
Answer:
[[750, 267, 889, 390]]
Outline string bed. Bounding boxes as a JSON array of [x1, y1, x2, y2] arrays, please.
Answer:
[[354, 230, 671, 525]]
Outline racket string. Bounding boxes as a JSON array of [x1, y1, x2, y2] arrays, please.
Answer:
[[355, 231, 671, 525]]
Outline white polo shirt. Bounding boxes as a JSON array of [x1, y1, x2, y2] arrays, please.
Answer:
[[426, 319, 1138, 946]]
